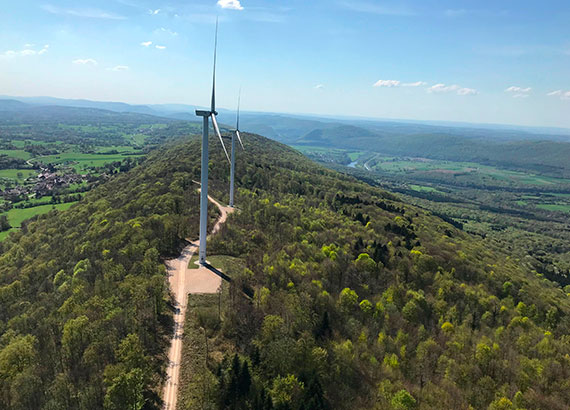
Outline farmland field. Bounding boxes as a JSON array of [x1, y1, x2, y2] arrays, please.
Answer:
[[0, 202, 77, 241], [31, 151, 143, 172]]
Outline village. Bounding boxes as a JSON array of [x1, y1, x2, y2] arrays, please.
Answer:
[[0, 165, 86, 209]]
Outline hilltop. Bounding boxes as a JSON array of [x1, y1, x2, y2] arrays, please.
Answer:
[[0, 132, 569, 409]]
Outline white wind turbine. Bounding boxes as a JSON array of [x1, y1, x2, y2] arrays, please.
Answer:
[[195, 18, 230, 265], [229, 91, 244, 208]]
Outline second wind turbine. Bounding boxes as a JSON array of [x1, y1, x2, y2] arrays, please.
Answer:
[[195, 19, 230, 265]]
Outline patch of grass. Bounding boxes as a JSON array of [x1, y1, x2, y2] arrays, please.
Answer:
[[188, 253, 200, 269], [177, 280, 233, 410], [409, 184, 441, 193], [1, 202, 77, 229], [0, 229, 13, 241], [536, 204, 570, 213], [34, 152, 143, 172], [0, 169, 36, 180], [0, 149, 32, 160]]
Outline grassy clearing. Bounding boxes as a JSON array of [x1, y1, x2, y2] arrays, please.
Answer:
[[94, 145, 141, 154], [188, 253, 200, 269], [0, 149, 32, 160], [1, 202, 77, 229], [177, 255, 245, 407], [536, 204, 570, 213], [177, 279, 233, 410], [188, 254, 247, 274], [409, 184, 441, 193], [33, 152, 142, 172], [0, 169, 36, 180]]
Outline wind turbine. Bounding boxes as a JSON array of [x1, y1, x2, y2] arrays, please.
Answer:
[[229, 91, 245, 208], [195, 18, 230, 265]]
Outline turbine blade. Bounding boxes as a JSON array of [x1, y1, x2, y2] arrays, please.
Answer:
[[211, 115, 230, 163], [236, 130, 244, 150], [211, 17, 218, 113], [236, 88, 241, 131]]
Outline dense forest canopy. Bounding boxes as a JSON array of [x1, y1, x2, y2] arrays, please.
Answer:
[[0, 132, 569, 409]]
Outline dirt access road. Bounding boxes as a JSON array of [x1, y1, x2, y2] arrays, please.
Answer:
[[162, 194, 234, 410]]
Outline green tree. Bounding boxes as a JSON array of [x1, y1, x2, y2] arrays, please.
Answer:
[[391, 389, 416, 410]]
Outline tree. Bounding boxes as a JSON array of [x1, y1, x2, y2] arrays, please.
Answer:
[[270, 375, 304, 408], [0, 215, 10, 232], [339, 288, 359, 312], [103, 368, 146, 410], [391, 389, 416, 410]]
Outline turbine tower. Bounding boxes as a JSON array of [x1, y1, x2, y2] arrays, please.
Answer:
[[195, 18, 230, 265], [229, 91, 245, 208]]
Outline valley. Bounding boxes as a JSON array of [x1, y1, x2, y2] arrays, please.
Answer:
[[296, 145, 570, 287], [0, 104, 201, 240]]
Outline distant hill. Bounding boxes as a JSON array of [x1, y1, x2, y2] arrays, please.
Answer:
[[0, 99, 29, 112], [2, 95, 570, 176], [0, 104, 170, 125], [0, 96, 157, 115], [290, 124, 570, 177]]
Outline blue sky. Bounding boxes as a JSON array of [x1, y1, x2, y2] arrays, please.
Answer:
[[1, 0, 569, 128]]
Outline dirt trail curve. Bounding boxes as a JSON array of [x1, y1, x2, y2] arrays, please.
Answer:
[[162, 194, 234, 410]]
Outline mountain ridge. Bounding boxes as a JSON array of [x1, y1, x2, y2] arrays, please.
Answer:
[[1, 131, 569, 409]]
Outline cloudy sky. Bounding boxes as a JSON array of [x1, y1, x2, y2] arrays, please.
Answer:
[[1, 0, 569, 128]]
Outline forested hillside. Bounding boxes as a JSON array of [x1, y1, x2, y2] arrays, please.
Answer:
[[1, 132, 569, 409], [296, 128, 570, 178], [0, 138, 222, 409], [190, 134, 570, 409]]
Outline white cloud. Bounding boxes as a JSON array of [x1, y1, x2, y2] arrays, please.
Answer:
[[457, 87, 478, 96], [505, 86, 531, 94], [547, 90, 570, 100], [402, 81, 427, 87], [140, 41, 153, 47], [155, 45, 166, 50], [428, 83, 458, 93], [149, 9, 161, 15], [158, 27, 178, 36], [428, 83, 477, 95], [373, 79, 400, 87], [73, 58, 98, 65], [217, 0, 244, 11], [72, 58, 97, 65], [314, 84, 324, 90], [42, 5, 126, 20], [108, 65, 129, 71], [1, 44, 49, 59]]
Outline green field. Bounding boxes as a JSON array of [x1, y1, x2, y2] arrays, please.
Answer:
[[0, 149, 32, 160], [0, 202, 77, 241], [409, 184, 442, 193], [536, 204, 570, 213], [0, 168, 36, 180], [32, 152, 143, 172]]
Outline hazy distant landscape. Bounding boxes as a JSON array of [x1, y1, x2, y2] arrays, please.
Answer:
[[2, 1, 570, 409]]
